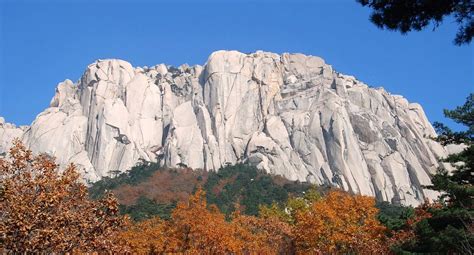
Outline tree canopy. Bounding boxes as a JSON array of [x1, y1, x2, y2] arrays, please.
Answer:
[[357, 0, 474, 45], [0, 140, 128, 253]]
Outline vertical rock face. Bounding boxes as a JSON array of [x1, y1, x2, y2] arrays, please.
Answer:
[[0, 50, 448, 205]]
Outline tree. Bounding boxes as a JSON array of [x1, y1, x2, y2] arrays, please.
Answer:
[[0, 140, 128, 253], [166, 187, 246, 254], [376, 201, 415, 231], [293, 190, 388, 254], [119, 196, 176, 221], [357, 0, 474, 45], [259, 185, 322, 224], [432, 94, 473, 207], [118, 217, 168, 254], [232, 209, 295, 254], [120, 187, 292, 254], [203, 164, 303, 216], [396, 94, 474, 253], [388, 201, 437, 252]]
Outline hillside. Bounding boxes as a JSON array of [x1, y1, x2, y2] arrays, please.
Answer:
[[89, 163, 313, 220], [89, 162, 413, 231]]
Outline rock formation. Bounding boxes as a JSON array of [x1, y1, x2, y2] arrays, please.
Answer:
[[0, 50, 449, 205]]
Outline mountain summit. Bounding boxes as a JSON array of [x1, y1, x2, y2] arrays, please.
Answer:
[[0, 50, 448, 205]]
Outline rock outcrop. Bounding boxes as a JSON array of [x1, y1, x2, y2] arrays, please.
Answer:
[[0, 50, 448, 205], [0, 117, 27, 154]]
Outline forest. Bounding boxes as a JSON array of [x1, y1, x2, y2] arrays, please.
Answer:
[[1, 96, 472, 253]]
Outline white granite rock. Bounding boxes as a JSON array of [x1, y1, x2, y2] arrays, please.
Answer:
[[0, 51, 450, 205], [0, 119, 25, 155]]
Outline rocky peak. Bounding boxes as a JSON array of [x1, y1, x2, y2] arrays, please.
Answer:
[[0, 50, 449, 205]]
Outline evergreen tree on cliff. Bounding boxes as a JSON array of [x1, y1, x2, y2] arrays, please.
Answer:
[[397, 94, 473, 253]]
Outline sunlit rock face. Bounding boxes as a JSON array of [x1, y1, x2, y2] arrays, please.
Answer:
[[0, 117, 27, 155], [0, 50, 448, 205]]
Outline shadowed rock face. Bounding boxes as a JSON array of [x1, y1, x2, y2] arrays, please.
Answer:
[[0, 50, 448, 205]]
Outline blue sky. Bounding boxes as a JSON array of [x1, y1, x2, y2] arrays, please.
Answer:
[[0, 0, 472, 129]]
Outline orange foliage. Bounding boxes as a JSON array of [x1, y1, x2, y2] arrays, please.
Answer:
[[0, 140, 128, 253], [166, 188, 246, 254], [294, 190, 388, 254], [118, 217, 167, 253], [120, 188, 296, 254], [120, 188, 391, 254], [232, 211, 295, 254], [1, 140, 396, 253]]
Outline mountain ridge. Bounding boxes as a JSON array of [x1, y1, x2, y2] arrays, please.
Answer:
[[0, 50, 448, 205]]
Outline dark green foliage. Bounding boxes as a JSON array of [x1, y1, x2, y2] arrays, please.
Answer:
[[376, 201, 414, 231], [429, 163, 474, 209], [430, 94, 474, 208], [119, 196, 176, 221], [204, 164, 311, 216], [397, 93, 474, 254], [357, 0, 474, 45], [434, 93, 474, 145], [88, 162, 160, 199], [444, 93, 474, 131], [283, 181, 319, 194], [397, 206, 474, 254]]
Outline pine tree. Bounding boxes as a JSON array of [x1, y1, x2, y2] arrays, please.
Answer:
[[398, 94, 473, 253], [357, 0, 474, 45]]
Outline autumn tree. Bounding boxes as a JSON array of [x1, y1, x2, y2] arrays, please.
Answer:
[[0, 140, 128, 253], [120, 187, 296, 254], [293, 190, 388, 254], [120, 188, 246, 254], [232, 206, 295, 254], [118, 217, 168, 254], [164, 187, 247, 254]]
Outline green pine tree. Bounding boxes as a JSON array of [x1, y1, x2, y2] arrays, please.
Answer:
[[398, 94, 473, 254]]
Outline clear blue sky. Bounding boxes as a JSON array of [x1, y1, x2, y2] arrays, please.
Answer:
[[1, 0, 472, 129]]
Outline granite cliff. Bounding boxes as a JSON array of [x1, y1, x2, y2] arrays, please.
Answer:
[[0, 50, 448, 205]]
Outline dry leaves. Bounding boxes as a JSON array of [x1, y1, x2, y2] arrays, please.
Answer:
[[0, 140, 128, 253]]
